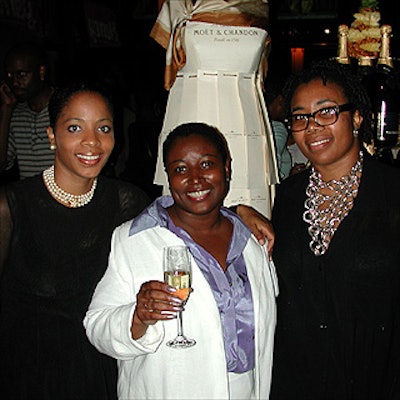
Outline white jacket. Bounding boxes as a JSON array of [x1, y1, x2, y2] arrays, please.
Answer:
[[84, 221, 278, 399]]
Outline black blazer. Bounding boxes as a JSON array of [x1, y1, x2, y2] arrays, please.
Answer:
[[270, 154, 400, 400]]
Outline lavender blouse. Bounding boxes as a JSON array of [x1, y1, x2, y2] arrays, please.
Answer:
[[130, 196, 255, 372]]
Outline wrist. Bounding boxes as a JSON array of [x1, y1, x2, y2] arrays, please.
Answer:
[[131, 312, 148, 340]]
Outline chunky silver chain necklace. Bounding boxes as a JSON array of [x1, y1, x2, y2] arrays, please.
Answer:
[[43, 165, 97, 208], [303, 151, 363, 256]]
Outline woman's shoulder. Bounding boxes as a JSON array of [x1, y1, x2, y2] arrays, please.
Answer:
[[99, 175, 142, 191], [97, 176, 152, 221], [3, 174, 43, 198], [276, 168, 310, 194], [99, 176, 151, 203], [363, 154, 400, 189]]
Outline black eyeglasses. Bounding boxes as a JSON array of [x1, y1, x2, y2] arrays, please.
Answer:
[[286, 103, 354, 132]]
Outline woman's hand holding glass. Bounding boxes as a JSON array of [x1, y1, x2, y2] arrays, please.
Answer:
[[131, 280, 184, 341]]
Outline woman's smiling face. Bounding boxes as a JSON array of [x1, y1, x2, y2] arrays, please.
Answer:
[[166, 133, 230, 216], [48, 91, 115, 186], [290, 78, 362, 173]]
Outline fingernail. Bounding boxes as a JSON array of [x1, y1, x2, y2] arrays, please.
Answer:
[[160, 311, 177, 318]]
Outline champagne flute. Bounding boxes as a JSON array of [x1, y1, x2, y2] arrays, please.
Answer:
[[163, 245, 196, 348]]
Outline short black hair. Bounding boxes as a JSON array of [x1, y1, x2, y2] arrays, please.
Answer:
[[4, 41, 48, 69], [282, 59, 373, 145], [48, 79, 114, 129], [162, 122, 230, 169]]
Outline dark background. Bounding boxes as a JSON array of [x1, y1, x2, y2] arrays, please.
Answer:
[[1, 0, 399, 90], [0, 0, 399, 186]]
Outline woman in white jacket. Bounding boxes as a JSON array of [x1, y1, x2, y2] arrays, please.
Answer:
[[84, 122, 278, 399]]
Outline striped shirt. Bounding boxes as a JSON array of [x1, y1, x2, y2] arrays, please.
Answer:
[[7, 102, 54, 179]]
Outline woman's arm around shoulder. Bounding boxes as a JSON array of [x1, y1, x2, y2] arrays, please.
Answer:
[[235, 204, 275, 257]]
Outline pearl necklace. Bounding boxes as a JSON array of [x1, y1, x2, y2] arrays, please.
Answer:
[[43, 165, 97, 208], [303, 151, 363, 256]]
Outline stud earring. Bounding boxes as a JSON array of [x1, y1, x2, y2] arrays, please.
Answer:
[[50, 144, 56, 150]]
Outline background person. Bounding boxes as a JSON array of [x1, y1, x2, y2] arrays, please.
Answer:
[[0, 41, 55, 180], [84, 122, 278, 400], [270, 59, 400, 399], [265, 74, 292, 180], [0, 80, 151, 399]]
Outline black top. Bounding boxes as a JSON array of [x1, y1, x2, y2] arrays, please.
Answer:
[[0, 174, 150, 400], [270, 154, 400, 400]]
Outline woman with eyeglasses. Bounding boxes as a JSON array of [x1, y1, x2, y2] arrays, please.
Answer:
[[270, 59, 400, 399]]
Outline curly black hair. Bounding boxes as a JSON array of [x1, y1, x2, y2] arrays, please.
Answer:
[[48, 79, 114, 129], [282, 59, 373, 145]]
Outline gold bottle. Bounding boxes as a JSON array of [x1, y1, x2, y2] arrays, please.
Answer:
[[337, 24, 350, 64], [377, 25, 393, 68]]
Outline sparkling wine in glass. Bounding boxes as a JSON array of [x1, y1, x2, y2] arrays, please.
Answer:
[[163, 245, 196, 348]]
